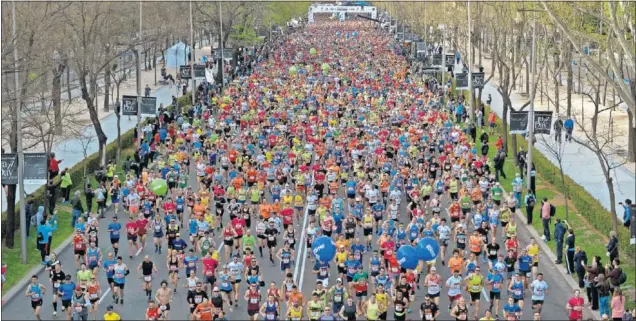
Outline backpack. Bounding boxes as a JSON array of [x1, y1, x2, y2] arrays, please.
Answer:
[[36, 231, 44, 243], [527, 195, 536, 207], [618, 269, 627, 285], [550, 204, 556, 217]]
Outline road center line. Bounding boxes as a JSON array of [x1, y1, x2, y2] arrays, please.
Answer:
[[97, 287, 111, 304]]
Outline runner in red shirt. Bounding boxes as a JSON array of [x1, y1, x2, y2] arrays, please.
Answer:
[[202, 252, 219, 287], [145, 301, 161, 320], [136, 215, 150, 252], [231, 216, 246, 251], [280, 206, 294, 229], [73, 230, 87, 268], [126, 217, 139, 259], [566, 289, 585, 321]]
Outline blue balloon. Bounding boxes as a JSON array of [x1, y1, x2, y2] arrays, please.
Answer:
[[417, 237, 440, 261], [396, 245, 419, 269], [353, 32, 358, 37], [312, 236, 336, 262]]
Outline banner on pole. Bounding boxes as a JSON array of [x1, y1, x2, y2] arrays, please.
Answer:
[[534, 111, 554, 135], [179, 65, 192, 79], [472, 72, 485, 89], [431, 54, 443, 67], [455, 73, 468, 89], [121, 95, 138, 116], [140, 97, 157, 116], [23, 153, 48, 185], [1, 153, 18, 185], [510, 111, 529, 134], [445, 54, 455, 67], [193, 65, 206, 79]]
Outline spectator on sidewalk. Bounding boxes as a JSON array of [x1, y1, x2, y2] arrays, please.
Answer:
[[554, 218, 566, 264], [605, 258, 622, 294], [60, 168, 73, 203], [511, 173, 523, 208], [540, 198, 552, 241], [145, 84, 151, 97], [529, 162, 537, 195], [583, 255, 602, 311], [574, 247, 588, 288], [524, 189, 536, 224], [565, 228, 576, 274], [516, 148, 527, 180], [553, 118, 563, 143], [48, 152, 63, 178], [46, 178, 61, 216], [480, 139, 489, 162], [620, 199, 632, 228], [487, 112, 497, 135], [36, 214, 58, 263], [564, 117, 574, 142], [71, 191, 84, 228], [610, 289, 626, 320], [493, 148, 507, 181], [84, 181, 94, 213], [495, 135, 504, 150], [597, 274, 611, 317], [25, 197, 34, 238], [606, 231, 619, 263]]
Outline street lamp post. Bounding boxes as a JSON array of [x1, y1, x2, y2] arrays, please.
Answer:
[[219, 1, 224, 94], [13, 1, 27, 264], [468, 1, 474, 123], [136, 1, 142, 149], [526, 11, 537, 191], [190, 1, 196, 106]]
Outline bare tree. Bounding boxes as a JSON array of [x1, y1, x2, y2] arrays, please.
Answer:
[[538, 133, 571, 221]]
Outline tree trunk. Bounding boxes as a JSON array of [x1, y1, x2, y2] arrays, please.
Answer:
[[554, 72, 560, 115], [628, 109, 636, 162], [566, 43, 573, 117], [104, 50, 111, 113], [4, 185, 17, 248], [525, 56, 530, 94], [52, 63, 65, 134], [116, 83, 121, 164], [80, 72, 108, 166], [559, 166, 570, 221], [66, 66, 72, 101], [153, 46, 157, 85]]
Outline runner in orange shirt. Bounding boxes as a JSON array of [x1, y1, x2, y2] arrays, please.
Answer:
[[193, 298, 214, 321]]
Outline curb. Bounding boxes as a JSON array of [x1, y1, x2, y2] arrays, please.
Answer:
[[1, 235, 73, 305], [511, 203, 601, 320], [1, 204, 113, 306]]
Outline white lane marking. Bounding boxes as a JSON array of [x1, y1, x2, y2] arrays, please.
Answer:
[[97, 287, 111, 304], [482, 288, 490, 303], [136, 246, 143, 256], [293, 193, 311, 287]]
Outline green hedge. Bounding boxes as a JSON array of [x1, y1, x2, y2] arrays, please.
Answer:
[[1, 93, 194, 239]]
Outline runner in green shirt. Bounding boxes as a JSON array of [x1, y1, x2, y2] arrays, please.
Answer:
[[491, 182, 503, 205], [242, 230, 257, 252]]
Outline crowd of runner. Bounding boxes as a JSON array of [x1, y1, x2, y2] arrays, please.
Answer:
[[22, 18, 626, 321]]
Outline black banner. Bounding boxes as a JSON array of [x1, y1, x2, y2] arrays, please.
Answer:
[[534, 111, 554, 135], [455, 73, 468, 89], [472, 72, 485, 89], [510, 111, 529, 134], [432, 54, 443, 66], [445, 54, 455, 67], [180, 65, 192, 79], [121, 95, 138, 116], [140, 97, 157, 116], [23, 153, 47, 184], [1, 153, 18, 185], [193, 64, 206, 78]]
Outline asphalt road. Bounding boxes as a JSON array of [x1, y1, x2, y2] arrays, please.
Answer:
[[3, 53, 592, 321]]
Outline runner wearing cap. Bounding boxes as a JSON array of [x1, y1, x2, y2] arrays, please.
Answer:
[[70, 284, 89, 321]]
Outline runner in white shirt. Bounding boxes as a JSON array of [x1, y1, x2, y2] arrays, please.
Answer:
[[530, 273, 548, 315], [445, 270, 464, 311], [436, 219, 452, 266]]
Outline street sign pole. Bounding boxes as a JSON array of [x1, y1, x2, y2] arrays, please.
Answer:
[[467, 0, 474, 123], [219, 1, 224, 94], [13, 1, 27, 264], [441, 2, 446, 99], [190, 1, 196, 106], [527, 12, 537, 191], [136, 1, 143, 149]]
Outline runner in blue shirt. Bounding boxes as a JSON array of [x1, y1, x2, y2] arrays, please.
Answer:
[[102, 252, 117, 296], [503, 296, 522, 320], [107, 217, 122, 257], [487, 269, 504, 316]]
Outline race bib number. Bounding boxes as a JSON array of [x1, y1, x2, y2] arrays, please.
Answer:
[[144, 275, 152, 282]]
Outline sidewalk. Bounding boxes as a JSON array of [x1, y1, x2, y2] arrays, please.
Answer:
[[457, 60, 636, 213], [1, 45, 215, 211]]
